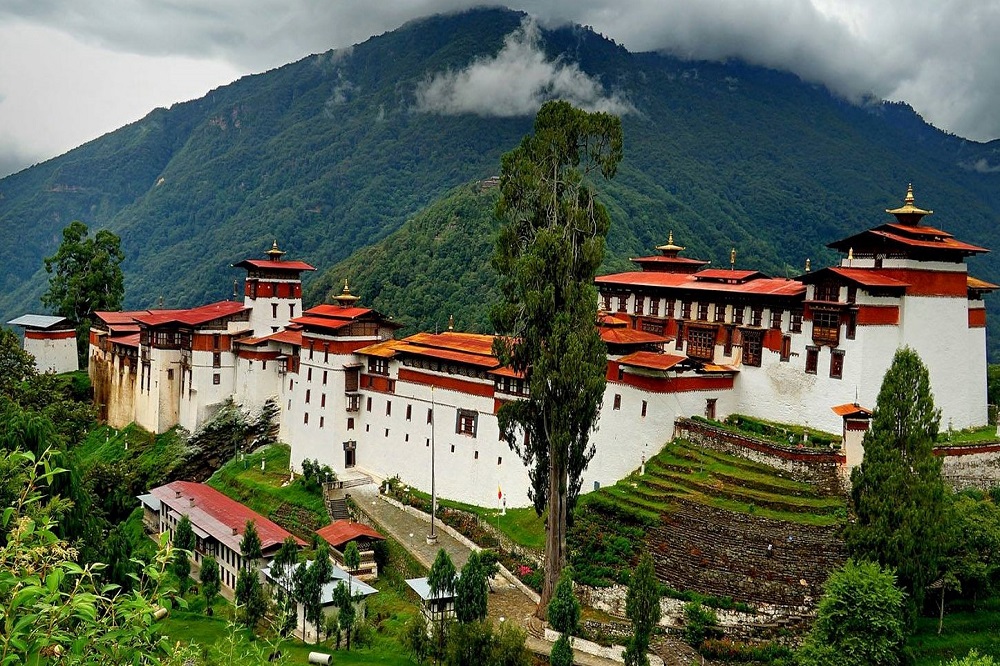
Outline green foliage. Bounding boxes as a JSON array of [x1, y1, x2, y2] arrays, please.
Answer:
[[546, 567, 581, 635], [0, 448, 178, 663], [239, 520, 263, 566], [428, 548, 457, 598], [492, 100, 622, 606], [299, 458, 335, 494], [550, 634, 574, 666], [624, 552, 661, 666], [796, 559, 906, 666], [344, 540, 361, 576], [945, 650, 998, 666], [200, 555, 221, 615], [334, 580, 357, 650], [0, 328, 36, 397], [715, 414, 841, 448], [682, 601, 719, 648], [404, 613, 431, 664], [41, 221, 124, 363], [234, 567, 267, 631], [846, 347, 946, 614], [173, 514, 196, 593], [455, 551, 489, 624]]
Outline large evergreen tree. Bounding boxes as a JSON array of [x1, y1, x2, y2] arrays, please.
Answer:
[[200, 555, 221, 615], [624, 553, 661, 666], [172, 514, 196, 594], [846, 346, 946, 613], [455, 551, 488, 624], [41, 220, 124, 363], [491, 100, 622, 611], [239, 519, 263, 568]]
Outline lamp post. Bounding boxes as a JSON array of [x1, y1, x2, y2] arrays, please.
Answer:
[[427, 386, 438, 544]]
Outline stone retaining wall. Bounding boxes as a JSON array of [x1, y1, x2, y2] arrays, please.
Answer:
[[936, 444, 1000, 491], [674, 418, 845, 494]]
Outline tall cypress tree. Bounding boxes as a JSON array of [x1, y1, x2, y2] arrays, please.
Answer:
[[846, 346, 946, 614], [491, 100, 623, 612]]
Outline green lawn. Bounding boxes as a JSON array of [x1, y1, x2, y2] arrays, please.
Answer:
[[911, 604, 1000, 665], [207, 444, 330, 539], [937, 424, 1000, 445]]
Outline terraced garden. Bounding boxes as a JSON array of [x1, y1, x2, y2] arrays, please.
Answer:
[[571, 439, 848, 608], [600, 440, 846, 527]]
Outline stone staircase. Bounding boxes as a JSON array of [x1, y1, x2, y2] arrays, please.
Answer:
[[326, 495, 350, 521]]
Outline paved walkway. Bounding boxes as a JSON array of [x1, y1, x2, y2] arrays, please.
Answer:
[[348, 482, 667, 666]]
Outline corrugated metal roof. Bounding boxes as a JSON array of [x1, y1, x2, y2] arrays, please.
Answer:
[[354, 339, 403, 358], [263, 561, 376, 602], [7, 314, 70, 329], [316, 520, 385, 548]]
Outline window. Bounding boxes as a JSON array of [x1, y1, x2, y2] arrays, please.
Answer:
[[602, 293, 612, 310], [681, 302, 692, 319], [686, 326, 716, 360], [406, 404, 412, 421], [386, 429, 390, 438], [613, 394, 622, 410], [498, 457, 502, 466], [790, 310, 803, 333], [665, 299, 675, 318], [213, 373, 221, 385], [474, 451, 478, 460], [271, 303, 278, 318], [675, 322, 685, 350], [307, 367, 313, 381], [305, 389, 311, 404], [319, 416, 324, 428], [847, 286, 857, 304], [324, 345, 329, 364], [427, 408, 433, 424], [846, 313, 857, 340], [641, 319, 665, 336], [714, 304, 726, 323], [812, 310, 840, 345], [321, 394, 326, 408], [830, 349, 845, 379], [309, 343, 314, 360], [323, 370, 328, 385], [456, 409, 478, 437], [815, 282, 840, 302], [386, 401, 391, 416], [213, 352, 221, 368], [723, 326, 735, 356], [617, 295, 627, 313], [368, 358, 389, 375], [167, 368, 174, 380], [805, 346, 819, 374], [345, 367, 359, 392], [213, 334, 221, 350], [634, 296, 645, 315], [780, 335, 792, 362], [733, 306, 745, 325], [742, 329, 764, 367], [641, 400, 647, 417], [348, 418, 354, 430], [346, 394, 360, 412], [649, 298, 659, 316], [770, 309, 783, 330], [697, 303, 709, 321], [751, 307, 763, 327], [304, 412, 309, 424], [289, 303, 296, 317], [366, 397, 372, 412]]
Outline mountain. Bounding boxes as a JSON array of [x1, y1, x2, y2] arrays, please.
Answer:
[[1, 7, 999, 353]]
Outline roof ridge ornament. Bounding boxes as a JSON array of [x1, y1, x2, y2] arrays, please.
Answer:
[[266, 240, 287, 261], [655, 230, 685, 256], [885, 183, 933, 225], [334, 278, 360, 307]]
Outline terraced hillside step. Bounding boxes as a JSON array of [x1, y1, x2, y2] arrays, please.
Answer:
[[649, 453, 826, 496], [636, 473, 843, 515]]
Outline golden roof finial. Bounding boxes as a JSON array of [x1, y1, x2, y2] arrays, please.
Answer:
[[805, 258, 811, 273], [886, 183, 932, 225], [266, 240, 286, 260], [655, 231, 685, 256], [333, 278, 360, 306], [848, 247, 854, 266], [730, 247, 736, 270], [447, 314, 455, 331]]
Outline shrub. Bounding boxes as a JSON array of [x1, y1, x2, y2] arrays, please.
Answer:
[[682, 601, 719, 648]]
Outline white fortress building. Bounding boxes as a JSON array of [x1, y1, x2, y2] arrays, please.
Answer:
[[89, 188, 995, 507]]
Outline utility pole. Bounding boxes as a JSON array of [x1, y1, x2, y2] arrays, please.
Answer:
[[427, 386, 438, 544]]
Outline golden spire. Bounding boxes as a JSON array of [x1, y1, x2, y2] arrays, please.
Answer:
[[805, 258, 811, 273], [655, 231, 685, 256], [266, 240, 286, 261], [885, 183, 932, 225], [334, 278, 360, 307], [848, 247, 854, 266], [447, 314, 455, 331], [730, 247, 736, 270]]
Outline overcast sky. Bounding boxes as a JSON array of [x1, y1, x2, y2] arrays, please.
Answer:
[[1, 1, 998, 179]]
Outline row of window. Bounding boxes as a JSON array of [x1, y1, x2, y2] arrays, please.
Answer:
[[604, 293, 805, 332]]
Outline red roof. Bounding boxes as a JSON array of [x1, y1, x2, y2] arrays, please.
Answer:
[[239, 329, 304, 347], [303, 304, 373, 320], [150, 481, 305, 553], [600, 328, 670, 345], [832, 403, 872, 418], [399, 345, 499, 368], [596, 271, 805, 298], [801, 267, 909, 290], [316, 520, 385, 549], [489, 366, 526, 379], [617, 351, 686, 371], [693, 269, 766, 282], [597, 313, 631, 327], [134, 301, 247, 327], [828, 226, 987, 255], [233, 258, 316, 272], [288, 315, 353, 332], [111, 333, 140, 348], [404, 332, 497, 357]]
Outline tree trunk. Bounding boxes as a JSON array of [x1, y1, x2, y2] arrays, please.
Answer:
[[538, 451, 568, 617], [937, 584, 945, 635]]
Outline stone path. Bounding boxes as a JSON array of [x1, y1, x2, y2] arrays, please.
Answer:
[[351, 483, 639, 666]]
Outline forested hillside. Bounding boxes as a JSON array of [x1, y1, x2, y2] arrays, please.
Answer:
[[1, 7, 998, 353]]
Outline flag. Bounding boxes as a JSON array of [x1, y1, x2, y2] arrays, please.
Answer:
[[498, 484, 502, 500]]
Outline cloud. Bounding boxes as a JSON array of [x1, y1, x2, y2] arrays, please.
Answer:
[[414, 18, 634, 117]]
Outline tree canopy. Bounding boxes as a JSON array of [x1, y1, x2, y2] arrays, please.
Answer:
[[624, 552, 661, 666], [846, 346, 946, 613], [491, 99, 622, 610]]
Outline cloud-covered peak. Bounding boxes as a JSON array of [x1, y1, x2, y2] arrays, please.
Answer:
[[414, 18, 634, 118]]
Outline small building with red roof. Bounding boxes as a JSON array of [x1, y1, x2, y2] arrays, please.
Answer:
[[144, 480, 305, 592], [316, 520, 386, 580]]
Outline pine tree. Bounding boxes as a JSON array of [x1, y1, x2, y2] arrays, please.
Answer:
[[624, 553, 661, 666], [846, 346, 946, 613], [428, 548, 457, 654], [172, 514, 196, 594], [239, 519, 263, 568], [455, 551, 488, 623], [344, 540, 361, 596], [200, 555, 221, 615], [547, 565, 581, 666], [491, 99, 622, 611], [235, 567, 267, 631]]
